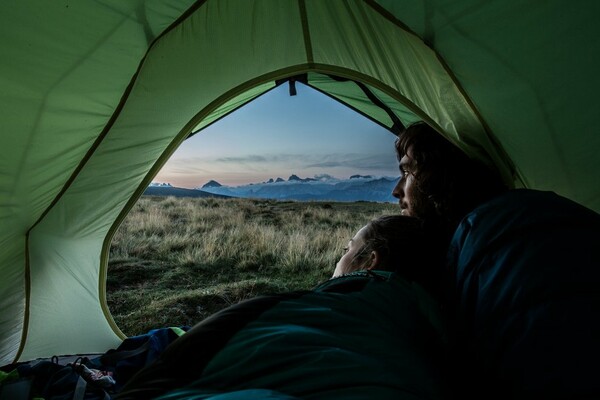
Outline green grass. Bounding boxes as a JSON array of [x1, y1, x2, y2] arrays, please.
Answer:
[[107, 196, 398, 336]]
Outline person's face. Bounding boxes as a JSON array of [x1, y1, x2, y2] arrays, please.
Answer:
[[392, 146, 420, 217], [332, 225, 368, 278]]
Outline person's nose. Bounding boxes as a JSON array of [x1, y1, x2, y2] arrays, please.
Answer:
[[392, 177, 404, 199]]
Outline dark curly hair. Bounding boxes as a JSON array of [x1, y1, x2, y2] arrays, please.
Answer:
[[395, 122, 507, 232]]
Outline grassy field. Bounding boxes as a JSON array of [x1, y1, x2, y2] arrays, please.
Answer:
[[107, 196, 398, 336]]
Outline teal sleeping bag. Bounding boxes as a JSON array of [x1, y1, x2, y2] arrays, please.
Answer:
[[448, 189, 600, 399], [116, 272, 449, 400]]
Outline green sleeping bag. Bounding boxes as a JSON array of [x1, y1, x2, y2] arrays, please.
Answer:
[[117, 271, 449, 400]]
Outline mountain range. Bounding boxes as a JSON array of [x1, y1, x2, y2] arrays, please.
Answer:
[[196, 174, 399, 202], [148, 174, 399, 203]]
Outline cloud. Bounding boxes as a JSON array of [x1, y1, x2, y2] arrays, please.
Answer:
[[168, 152, 398, 170], [167, 166, 212, 175], [216, 155, 269, 163], [211, 153, 396, 170], [305, 153, 397, 170], [313, 173, 336, 180], [214, 154, 311, 164]]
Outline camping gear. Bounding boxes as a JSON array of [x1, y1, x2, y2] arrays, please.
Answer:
[[0, 327, 187, 399]]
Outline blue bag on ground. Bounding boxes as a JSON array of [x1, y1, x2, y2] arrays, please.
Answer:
[[95, 326, 189, 391], [14, 360, 110, 400], [0, 326, 188, 399]]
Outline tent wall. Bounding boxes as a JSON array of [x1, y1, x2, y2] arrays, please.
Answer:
[[379, 0, 600, 209], [0, 0, 197, 365], [1, 0, 598, 366]]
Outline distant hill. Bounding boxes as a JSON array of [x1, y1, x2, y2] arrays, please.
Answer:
[[288, 174, 316, 182], [144, 186, 230, 198], [202, 180, 222, 188]]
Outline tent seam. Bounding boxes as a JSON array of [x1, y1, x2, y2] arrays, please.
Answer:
[[363, 0, 422, 42], [188, 86, 279, 139], [307, 64, 451, 135], [324, 74, 406, 133], [98, 0, 212, 339], [304, 80, 396, 133], [28, 0, 210, 238], [298, 0, 314, 64], [9, 11, 139, 213], [13, 234, 32, 364], [433, 53, 519, 186]]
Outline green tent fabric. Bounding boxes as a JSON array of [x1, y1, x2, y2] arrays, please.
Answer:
[[1, 0, 598, 366]]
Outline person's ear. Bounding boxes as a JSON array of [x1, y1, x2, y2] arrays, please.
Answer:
[[366, 250, 381, 270]]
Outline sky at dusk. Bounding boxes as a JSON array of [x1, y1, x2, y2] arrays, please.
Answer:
[[153, 83, 400, 188]]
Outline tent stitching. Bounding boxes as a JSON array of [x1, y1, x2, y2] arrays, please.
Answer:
[[298, 0, 315, 64], [304, 81, 397, 133]]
